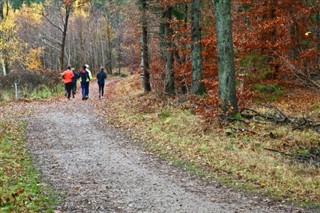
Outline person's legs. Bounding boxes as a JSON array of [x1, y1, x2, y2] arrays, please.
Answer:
[[98, 83, 103, 99], [85, 82, 89, 99], [66, 83, 73, 99], [64, 84, 67, 97], [101, 83, 105, 97], [98, 83, 101, 98], [72, 82, 77, 98], [86, 82, 90, 98], [81, 82, 86, 99]]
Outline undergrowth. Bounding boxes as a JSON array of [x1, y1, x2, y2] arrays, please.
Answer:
[[103, 74, 320, 209]]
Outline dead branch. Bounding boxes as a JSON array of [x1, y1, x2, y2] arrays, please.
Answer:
[[264, 147, 320, 166], [241, 106, 320, 134]]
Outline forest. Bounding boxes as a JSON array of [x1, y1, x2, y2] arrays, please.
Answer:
[[0, 0, 319, 106], [0, 0, 320, 211]]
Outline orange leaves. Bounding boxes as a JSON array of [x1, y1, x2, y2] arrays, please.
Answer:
[[64, 0, 74, 7], [233, 0, 318, 88]]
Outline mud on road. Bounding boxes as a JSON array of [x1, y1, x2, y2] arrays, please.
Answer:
[[25, 84, 310, 213]]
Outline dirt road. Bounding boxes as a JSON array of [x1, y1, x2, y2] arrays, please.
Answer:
[[25, 83, 308, 213]]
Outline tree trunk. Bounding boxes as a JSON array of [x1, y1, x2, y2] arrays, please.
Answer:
[[107, 22, 113, 74], [0, 0, 4, 76], [117, 36, 121, 74], [60, 5, 71, 70], [104, 1, 113, 74], [163, 7, 175, 94], [0, 0, 4, 20], [140, 0, 151, 93], [213, 0, 238, 115], [114, 11, 122, 74], [317, 11, 320, 70], [0, 0, 7, 76], [1, 57, 6, 76], [191, 0, 205, 95]]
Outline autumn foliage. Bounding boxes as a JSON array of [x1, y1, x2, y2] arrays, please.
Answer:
[[0, 0, 319, 114]]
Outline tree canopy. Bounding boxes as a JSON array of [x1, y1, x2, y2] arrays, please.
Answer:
[[0, 0, 319, 116]]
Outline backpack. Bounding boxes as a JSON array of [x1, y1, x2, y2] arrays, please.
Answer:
[[80, 69, 89, 82]]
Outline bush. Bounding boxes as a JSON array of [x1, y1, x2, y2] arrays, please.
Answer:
[[0, 70, 62, 101], [252, 83, 285, 101]]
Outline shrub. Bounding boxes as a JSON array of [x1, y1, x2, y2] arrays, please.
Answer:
[[0, 70, 62, 101], [252, 83, 285, 101]]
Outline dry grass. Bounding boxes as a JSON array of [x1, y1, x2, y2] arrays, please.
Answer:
[[103, 74, 320, 208]]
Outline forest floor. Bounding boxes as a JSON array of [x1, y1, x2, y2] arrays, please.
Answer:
[[18, 78, 317, 212]]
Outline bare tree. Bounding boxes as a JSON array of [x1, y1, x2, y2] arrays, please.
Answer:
[[42, 0, 73, 70]]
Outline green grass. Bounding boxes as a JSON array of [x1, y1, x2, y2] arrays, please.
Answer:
[[0, 90, 14, 102], [0, 85, 64, 102], [0, 120, 57, 212]]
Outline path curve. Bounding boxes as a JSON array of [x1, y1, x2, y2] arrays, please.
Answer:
[[26, 82, 308, 213]]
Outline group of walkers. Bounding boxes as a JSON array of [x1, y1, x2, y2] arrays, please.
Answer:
[[61, 64, 107, 100]]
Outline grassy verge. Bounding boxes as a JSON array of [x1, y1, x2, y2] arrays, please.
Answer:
[[0, 84, 64, 102], [0, 119, 56, 212], [103, 74, 320, 209]]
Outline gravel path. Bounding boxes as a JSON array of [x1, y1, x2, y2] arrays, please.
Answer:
[[25, 83, 310, 213]]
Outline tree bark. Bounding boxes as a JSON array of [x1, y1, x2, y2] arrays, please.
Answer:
[[60, 4, 71, 70], [191, 0, 205, 95], [0, 0, 7, 76], [106, 22, 113, 74], [163, 7, 175, 94], [140, 0, 151, 93], [317, 10, 320, 70], [213, 0, 238, 115], [0, 0, 4, 20], [104, 1, 113, 74]]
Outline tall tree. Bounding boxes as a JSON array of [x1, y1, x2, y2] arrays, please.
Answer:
[[139, 0, 151, 92], [0, 0, 8, 76], [42, 0, 73, 70], [191, 0, 205, 95], [0, 0, 5, 75], [60, 1, 72, 70], [0, 1, 19, 76], [104, 3, 113, 74], [213, 0, 238, 115], [163, 6, 175, 94]]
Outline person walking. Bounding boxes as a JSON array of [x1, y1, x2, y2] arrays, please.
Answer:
[[85, 64, 93, 98], [71, 67, 79, 98], [96, 67, 107, 99], [61, 66, 74, 100], [79, 65, 90, 100]]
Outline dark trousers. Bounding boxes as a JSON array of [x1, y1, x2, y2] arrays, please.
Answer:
[[85, 82, 90, 97], [72, 82, 77, 95], [65, 82, 73, 99], [98, 83, 105, 97], [81, 81, 89, 98]]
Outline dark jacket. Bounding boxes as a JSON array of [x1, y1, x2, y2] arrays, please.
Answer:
[[80, 69, 90, 83], [96, 71, 107, 84], [72, 70, 80, 84]]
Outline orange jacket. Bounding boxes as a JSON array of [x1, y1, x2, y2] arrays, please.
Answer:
[[62, 69, 74, 84]]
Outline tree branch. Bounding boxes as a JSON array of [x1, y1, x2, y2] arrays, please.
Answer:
[[41, 10, 64, 34]]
